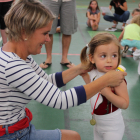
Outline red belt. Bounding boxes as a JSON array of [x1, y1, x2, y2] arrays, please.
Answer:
[[0, 108, 32, 137]]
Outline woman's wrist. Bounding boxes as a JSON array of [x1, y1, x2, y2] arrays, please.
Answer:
[[101, 74, 109, 87], [76, 63, 88, 75]]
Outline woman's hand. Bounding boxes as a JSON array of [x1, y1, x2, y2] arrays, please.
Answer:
[[77, 63, 93, 76], [117, 2, 121, 6], [104, 70, 127, 87], [62, 63, 92, 84]]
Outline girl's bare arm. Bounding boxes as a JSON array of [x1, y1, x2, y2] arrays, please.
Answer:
[[87, 11, 96, 20], [100, 80, 129, 109], [118, 29, 125, 42], [81, 73, 91, 84], [97, 12, 100, 23]]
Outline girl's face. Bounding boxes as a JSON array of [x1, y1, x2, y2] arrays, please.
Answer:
[[90, 1, 97, 10], [89, 42, 119, 73]]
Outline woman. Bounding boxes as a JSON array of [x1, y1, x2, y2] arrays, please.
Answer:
[[102, 0, 130, 30], [0, 0, 126, 140], [0, 0, 15, 46]]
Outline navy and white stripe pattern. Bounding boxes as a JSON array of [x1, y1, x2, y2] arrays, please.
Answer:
[[0, 48, 86, 125]]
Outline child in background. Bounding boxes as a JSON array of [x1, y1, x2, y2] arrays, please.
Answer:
[[132, 49, 140, 75], [138, 3, 140, 9], [80, 33, 129, 140], [118, 15, 140, 57], [86, 0, 100, 31], [56, 14, 61, 33], [118, 8, 140, 55], [126, 8, 140, 25]]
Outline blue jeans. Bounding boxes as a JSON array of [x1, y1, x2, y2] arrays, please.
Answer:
[[0, 123, 61, 140], [104, 11, 130, 23]]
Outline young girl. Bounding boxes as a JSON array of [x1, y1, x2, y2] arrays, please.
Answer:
[[86, 0, 100, 31], [118, 15, 140, 57], [80, 33, 129, 140], [126, 8, 140, 25], [132, 49, 140, 75]]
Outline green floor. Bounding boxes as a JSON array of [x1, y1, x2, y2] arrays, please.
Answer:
[[26, 0, 140, 140]]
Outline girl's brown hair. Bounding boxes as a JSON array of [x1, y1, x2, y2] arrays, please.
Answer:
[[80, 32, 121, 70]]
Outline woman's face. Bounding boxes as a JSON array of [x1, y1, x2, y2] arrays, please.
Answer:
[[26, 20, 53, 55], [90, 1, 97, 10]]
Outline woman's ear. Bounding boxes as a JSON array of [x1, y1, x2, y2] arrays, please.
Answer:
[[21, 29, 28, 41], [89, 54, 95, 64]]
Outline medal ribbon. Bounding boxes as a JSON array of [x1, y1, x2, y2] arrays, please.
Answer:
[[91, 93, 100, 115]]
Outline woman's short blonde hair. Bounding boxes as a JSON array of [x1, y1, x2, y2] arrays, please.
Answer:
[[131, 15, 140, 26], [4, 0, 56, 41]]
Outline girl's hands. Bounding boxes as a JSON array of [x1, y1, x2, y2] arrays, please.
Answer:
[[102, 13, 106, 16]]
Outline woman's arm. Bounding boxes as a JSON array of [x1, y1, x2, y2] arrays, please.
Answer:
[[62, 63, 126, 100], [87, 11, 93, 20], [62, 63, 126, 85], [118, 29, 125, 42], [5, 59, 127, 110], [119, 2, 127, 11], [100, 80, 129, 109], [30, 56, 65, 88], [83, 70, 127, 100]]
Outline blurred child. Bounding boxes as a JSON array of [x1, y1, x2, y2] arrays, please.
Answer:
[[132, 49, 140, 75], [86, 0, 100, 31], [138, 3, 140, 9], [80, 32, 129, 140], [56, 14, 60, 33], [118, 15, 140, 57], [126, 8, 140, 25]]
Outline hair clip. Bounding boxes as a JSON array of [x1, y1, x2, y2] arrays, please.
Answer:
[[86, 44, 89, 48]]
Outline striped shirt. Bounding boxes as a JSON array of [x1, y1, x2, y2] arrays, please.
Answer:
[[0, 48, 86, 125]]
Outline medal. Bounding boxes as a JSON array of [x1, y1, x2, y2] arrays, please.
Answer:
[[90, 116, 96, 125], [90, 91, 100, 126]]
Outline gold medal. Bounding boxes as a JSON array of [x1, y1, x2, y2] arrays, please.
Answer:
[[90, 92, 100, 126], [90, 119, 96, 125], [90, 116, 96, 125]]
